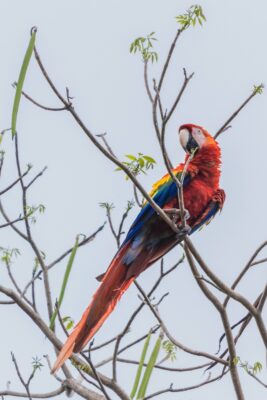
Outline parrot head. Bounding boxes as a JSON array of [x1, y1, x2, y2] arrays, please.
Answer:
[[178, 124, 216, 154]]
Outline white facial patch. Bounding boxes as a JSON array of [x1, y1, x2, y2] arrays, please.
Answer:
[[179, 128, 190, 149], [192, 127, 206, 148]]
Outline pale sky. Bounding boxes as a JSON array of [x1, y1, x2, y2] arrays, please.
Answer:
[[0, 1, 266, 399]]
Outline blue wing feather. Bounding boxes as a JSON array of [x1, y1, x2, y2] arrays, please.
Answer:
[[123, 174, 191, 244]]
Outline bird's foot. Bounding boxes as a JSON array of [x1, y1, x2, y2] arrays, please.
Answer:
[[176, 223, 191, 239], [165, 208, 190, 223]]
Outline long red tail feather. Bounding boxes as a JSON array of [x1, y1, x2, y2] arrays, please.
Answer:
[[52, 245, 134, 373]]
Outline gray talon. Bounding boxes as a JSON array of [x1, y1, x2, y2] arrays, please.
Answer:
[[165, 208, 191, 222], [183, 209, 190, 221], [176, 224, 191, 239]]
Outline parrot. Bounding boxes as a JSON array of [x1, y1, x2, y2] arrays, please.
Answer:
[[52, 123, 225, 372]]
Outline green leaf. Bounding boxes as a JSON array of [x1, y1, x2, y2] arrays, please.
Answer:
[[253, 84, 264, 95], [162, 340, 177, 361], [137, 333, 163, 399], [126, 154, 137, 161], [138, 157, 145, 168], [32, 356, 43, 372], [11, 28, 37, 138], [129, 32, 158, 64], [176, 5, 206, 29], [253, 361, 262, 374], [199, 6, 206, 21], [130, 332, 151, 399], [38, 204, 46, 214], [62, 316, 75, 330], [233, 356, 240, 366], [0, 247, 21, 264], [99, 202, 115, 212], [49, 236, 79, 329], [66, 320, 74, 330], [143, 155, 156, 164]]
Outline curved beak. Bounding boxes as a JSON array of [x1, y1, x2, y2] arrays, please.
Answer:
[[179, 128, 199, 154], [179, 128, 190, 150]]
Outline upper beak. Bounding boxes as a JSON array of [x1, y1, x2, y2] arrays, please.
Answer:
[[179, 128, 190, 151]]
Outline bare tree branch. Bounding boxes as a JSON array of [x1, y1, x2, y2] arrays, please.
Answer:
[[47, 223, 106, 270], [0, 387, 64, 398], [14, 134, 53, 319], [144, 370, 229, 399], [134, 281, 228, 366], [17, 86, 69, 112], [184, 246, 245, 400], [117, 357, 210, 373], [143, 60, 153, 102], [214, 86, 263, 139], [0, 168, 30, 196], [185, 237, 267, 348], [62, 378, 105, 400], [0, 285, 130, 400]]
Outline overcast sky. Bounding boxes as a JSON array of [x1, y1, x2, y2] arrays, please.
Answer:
[[0, 1, 267, 399]]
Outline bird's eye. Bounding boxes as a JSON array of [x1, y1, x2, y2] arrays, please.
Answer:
[[197, 129, 202, 135]]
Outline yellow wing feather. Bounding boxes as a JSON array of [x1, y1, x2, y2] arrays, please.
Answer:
[[147, 166, 183, 199]]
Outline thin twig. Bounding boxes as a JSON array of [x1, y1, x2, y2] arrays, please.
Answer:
[[0, 299, 15, 305], [143, 61, 153, 103], [0, 215, 25, 229], [13, 83, 69, 111], [94, 326, 160, 368], [62, 378, 105, 400], [55, 301, 69, 337], [14, 134, 53, 319], [5, 261, 33, 307], [21, 224, 105, 300], [0, 168, 30, 196], [251, 257, 267, 267], [82, 343, 111, 400], [90, 336, 119, 352], [185, 237, 267, 348], [0, 387, 64, 398], [0, 200, 28, 241], [133, 183, 142, 208], [247, 371, 267, 388], [47, 223, 106, 270], [158, 29, 184, 92], [144, 370, 228, 399], [96, 133, 117, 158], [134, 281, 228, 366], [11, 353, 33, 400], [25, 167, 47, 189], [224, 241, 267, 308], [214, 87, 263, 139], [164, 68, 194, 124], [209, 291, 263, 371], [117, 357, 210, 373]]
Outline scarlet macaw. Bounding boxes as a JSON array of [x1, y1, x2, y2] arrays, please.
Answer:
[[52, 123, 225, 372]]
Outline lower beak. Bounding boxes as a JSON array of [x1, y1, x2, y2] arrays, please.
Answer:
[[186, 134, 199, 154]]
